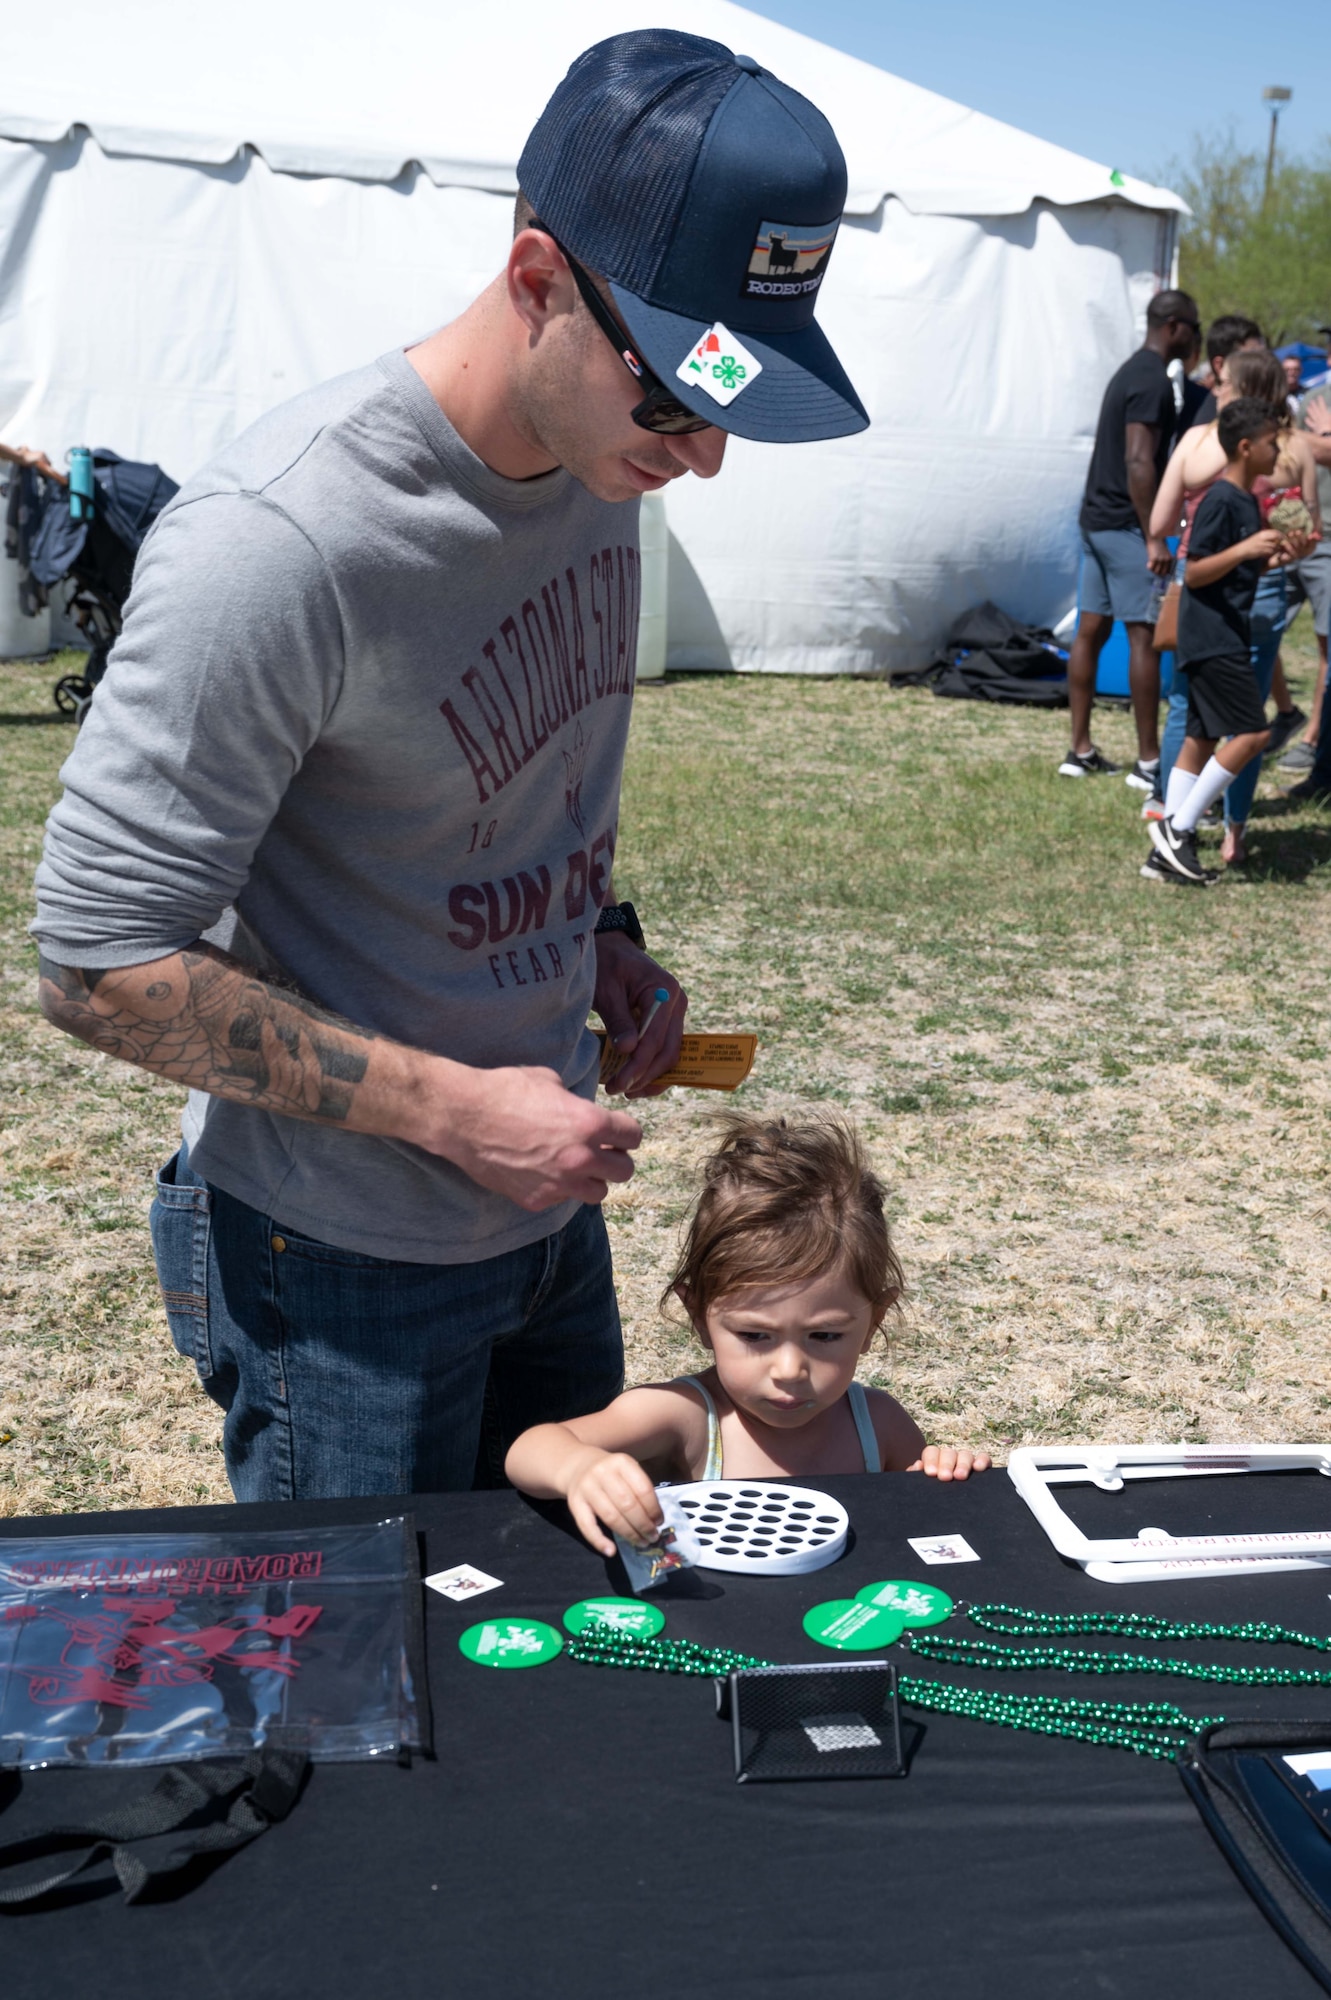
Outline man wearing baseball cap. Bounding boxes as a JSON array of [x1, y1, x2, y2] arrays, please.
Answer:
[[32, 30, 866, 1504]]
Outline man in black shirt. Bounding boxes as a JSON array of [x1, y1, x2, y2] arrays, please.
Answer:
[[1060, 288, 1201, 788], [1148, 398, 1308, 884]]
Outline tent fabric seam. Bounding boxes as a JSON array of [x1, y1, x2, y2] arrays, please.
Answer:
[[0, 117, 1187, 218]]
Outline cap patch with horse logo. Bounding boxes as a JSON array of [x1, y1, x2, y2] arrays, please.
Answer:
[[742, 219, 839, 301]]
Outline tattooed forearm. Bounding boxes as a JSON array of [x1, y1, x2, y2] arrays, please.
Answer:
[[38, 944, 378, 1124]]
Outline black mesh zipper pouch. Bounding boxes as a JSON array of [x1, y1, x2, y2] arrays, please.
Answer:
[[716, 1661, 905, 1783], [1179, 1720, 1331, 1992]]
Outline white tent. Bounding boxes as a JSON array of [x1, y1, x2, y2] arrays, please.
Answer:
[[1, 0, 1184, 674]]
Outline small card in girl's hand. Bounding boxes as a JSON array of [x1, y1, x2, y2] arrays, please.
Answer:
[[615, 1489, 703, 1593], [907, 1534, 980, 1566]]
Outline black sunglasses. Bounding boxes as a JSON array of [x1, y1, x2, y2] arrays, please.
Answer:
[[530, 222, 714, 436]]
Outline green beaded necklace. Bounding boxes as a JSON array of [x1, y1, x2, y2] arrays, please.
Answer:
[[563, 1626, 1222, 1759], [564, 1599, 1331, 1762], [966, 1602, 1331, 1652], [907, 1599, 1331, 1691]]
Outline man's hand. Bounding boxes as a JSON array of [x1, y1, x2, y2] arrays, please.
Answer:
[[1304, 394, 1331, 438], [425, 1062, 642, 1211], [906, 1444, 993, 1481], [592, 929, 687, 1098], [39, 944, 642, 1213], [1146, 534, 1174, 578]]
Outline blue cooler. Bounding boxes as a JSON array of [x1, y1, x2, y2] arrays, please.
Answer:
[[1095, 622, 1175, 699]]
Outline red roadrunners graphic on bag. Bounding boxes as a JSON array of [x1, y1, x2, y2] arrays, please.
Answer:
[[4, 1596, 322, 1709], [741, 218, 839, 300], [0, 1521, 426, 1767]]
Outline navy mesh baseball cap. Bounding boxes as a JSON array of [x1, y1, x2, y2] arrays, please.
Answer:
[[517, 30, 868, 444]]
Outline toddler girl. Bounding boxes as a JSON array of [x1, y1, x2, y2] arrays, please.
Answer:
[[505, 1115, 989, 1557]]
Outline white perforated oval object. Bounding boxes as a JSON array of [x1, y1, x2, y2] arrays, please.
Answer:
[[670, 1481, 849, 1575]]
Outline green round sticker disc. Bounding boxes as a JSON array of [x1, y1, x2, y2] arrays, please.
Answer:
[[853, 1580, 954, 1628], [802, 1598, 907, 1652], [458, 1618, 564, 1668], [562, 1597, 666, 1638]]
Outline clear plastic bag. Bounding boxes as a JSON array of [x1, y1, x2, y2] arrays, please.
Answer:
[[0, 1517, 428, 1769]]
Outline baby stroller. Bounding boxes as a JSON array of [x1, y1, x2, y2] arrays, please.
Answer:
[[3, 448, 177, 722]]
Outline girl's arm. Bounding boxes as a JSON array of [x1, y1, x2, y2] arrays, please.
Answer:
[[865, 1388, 991, 1479], [1295, 433, 1325, 540], [504, 1386, 707, 1557], [1148, 439, 1190, 540]]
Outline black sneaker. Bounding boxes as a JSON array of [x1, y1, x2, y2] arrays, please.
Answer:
[[1139, 849, 1174, 882], [1058, 746, 1120, 777], [1150, 814, 1214, 884], [1125, 758, 1160, 793], [1286, 775, 1331, 804], [1279, 739, 1317, 773], [1266, 706, 1308, 759]]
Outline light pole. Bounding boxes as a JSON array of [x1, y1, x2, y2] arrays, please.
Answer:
[[1263, 86, 1292, 205]]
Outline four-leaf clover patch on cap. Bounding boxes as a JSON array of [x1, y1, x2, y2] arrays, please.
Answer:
[[676, 323, 763, 407]]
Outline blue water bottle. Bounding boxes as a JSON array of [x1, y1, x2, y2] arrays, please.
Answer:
[[68, 446, 95, 524]]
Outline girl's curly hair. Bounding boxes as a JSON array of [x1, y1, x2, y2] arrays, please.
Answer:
[[664, 1115, 904, 1330]]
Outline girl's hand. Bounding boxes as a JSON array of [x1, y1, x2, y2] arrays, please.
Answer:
[[565, 1447, 664, 1557], [906, 1444, 992, 1481]]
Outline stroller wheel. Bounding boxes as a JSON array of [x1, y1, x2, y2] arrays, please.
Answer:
[[53, 674, 93, 717]]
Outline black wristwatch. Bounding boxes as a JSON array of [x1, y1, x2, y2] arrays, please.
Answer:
[[594, 901, 645, 950]]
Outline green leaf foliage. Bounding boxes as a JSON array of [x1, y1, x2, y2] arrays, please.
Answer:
[[1167, 130, 1331, 344]]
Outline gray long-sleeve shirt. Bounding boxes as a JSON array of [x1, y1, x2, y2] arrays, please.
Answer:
[[33, 349, 642, 1261]]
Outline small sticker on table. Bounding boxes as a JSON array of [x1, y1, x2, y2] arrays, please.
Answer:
[[458, 1619, 563, 1668], [426, 1562, 504, 1602], [907, 1534, 980, 1566], [802, 1598, 906, 1651], [563, 1597, 666, 1637], [855, 1580, 954, 1626]]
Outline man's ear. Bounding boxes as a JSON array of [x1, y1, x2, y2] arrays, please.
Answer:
[[506, 227, 576, 342]]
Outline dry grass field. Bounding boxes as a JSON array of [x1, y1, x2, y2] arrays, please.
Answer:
[[4, 631, 1331, 1517]]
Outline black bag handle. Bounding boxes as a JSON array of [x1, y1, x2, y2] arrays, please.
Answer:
[[0, 1748, 307, 1908]]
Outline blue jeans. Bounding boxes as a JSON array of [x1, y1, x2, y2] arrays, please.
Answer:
[[150, 1148, 623, 1502], [1160, 568, 1286, 824]]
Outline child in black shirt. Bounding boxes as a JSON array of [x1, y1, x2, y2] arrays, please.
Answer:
[[1150, 398, 1311, 884]]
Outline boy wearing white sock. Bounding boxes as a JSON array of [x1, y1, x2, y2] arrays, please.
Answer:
[[1149, 397, 1303, 885]]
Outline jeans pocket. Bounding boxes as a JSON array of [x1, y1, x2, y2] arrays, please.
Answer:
[[150, 1150, 214, 1383]]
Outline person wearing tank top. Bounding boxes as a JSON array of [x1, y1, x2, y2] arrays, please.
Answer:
[[680, 1373, 883, 1477], [505, 1114, 991, 1560]]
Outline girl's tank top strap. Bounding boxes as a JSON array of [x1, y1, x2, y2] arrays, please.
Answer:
[[679, 1374, 724, 1481], [848, 1381, 881, 1473]]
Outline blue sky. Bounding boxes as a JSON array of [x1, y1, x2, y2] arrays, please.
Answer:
[[751, 0, 1315, 189]]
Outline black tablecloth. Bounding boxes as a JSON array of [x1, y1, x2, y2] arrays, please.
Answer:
[[5, 1470, 1331, 1999]]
